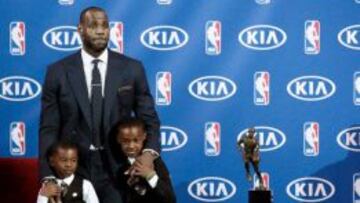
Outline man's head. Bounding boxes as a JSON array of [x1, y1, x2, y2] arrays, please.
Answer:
[[47, 140, 79, 179], [78, 6, 109, 57], [248, 127, 256, 138], [115, 118, 147, 158]]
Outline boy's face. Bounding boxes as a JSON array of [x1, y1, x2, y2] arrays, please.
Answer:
[[117, 126, 146, 158], [50, 148, 78, 179]]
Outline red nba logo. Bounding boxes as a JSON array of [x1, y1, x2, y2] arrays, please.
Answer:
[[304, 122, 319, 156], [9, 122, 26, 156], [156, 72, 172, 105], [305, 20, 320, 55], [254, 72, 270, 105], [10, 22, 25, 55], [354, 72, 360, 105], [205, 21, 221, 55], [204, 122, 221, 156], [254, 172, 270, 190], [109, 22, 124, 53], [354, 173, 360, 203]]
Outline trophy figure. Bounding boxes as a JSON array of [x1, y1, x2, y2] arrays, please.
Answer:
[[237, 127, 265, 190]]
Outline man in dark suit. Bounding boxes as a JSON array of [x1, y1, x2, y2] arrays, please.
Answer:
[[39, 7, 160, 203]]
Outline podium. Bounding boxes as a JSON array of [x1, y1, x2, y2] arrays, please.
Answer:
[[248, 190, 272, 203]]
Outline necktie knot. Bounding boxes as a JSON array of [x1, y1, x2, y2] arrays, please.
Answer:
[[92, 59, 101, 67], [60, 181, 69, 197]]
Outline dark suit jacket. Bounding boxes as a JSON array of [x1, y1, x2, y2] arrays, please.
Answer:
[[117, 157, 176, 203], [39, 50, 160, 179]]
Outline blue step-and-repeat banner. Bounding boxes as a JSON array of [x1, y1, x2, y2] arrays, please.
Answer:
[[1, 0, 360, 202]]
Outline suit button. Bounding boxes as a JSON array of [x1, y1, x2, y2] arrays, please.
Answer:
[[71, 130, 76, 135]]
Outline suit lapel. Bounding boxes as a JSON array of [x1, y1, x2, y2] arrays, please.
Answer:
[[103, 51, 126, 135], [66, 52, 92, 129]]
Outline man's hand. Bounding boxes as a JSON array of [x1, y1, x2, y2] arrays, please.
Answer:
[[132, 158, 155, 179], [127, 152, 155, 176], [39, 182, 61, 198]]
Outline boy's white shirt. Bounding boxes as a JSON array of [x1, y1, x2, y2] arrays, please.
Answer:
[[128, 157, 159, 188], [36, 174, 99, 203]]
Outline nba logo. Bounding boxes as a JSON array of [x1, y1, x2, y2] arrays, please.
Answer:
[[354, 173, 360, 203], [304, 20, 320, 55], [9, 122, 26, 156], [255, 0, 271, 4], [204, 122, 221, 156], [253, 172, 270, 190], [109, 22, 124, 54], [58, 0, 74, 5], [10, 22, 25, 56], [354, 72, 360, 105], [303, 122, 319, 156], [157, 0, 172, 5], [205, 21, 221, 55], [156, 72, 172, 105], [254, 71, 270, 105]]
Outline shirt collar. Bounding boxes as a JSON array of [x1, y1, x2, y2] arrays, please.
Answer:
[[128, 157, 135, 165], [57, 174, 75, 185], [81, 48, 108, 65]]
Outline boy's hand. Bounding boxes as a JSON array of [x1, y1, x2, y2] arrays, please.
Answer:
[[132, 159, 155, 179], [39, 182, 61, 198]]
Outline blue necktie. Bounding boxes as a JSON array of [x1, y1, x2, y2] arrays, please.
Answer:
[[91, 59, 103, 147]]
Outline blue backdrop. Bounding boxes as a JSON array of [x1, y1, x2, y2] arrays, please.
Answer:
[[1, 0, 360, 202]]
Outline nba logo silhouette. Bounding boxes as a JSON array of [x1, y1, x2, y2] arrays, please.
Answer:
[[9, 122, 26, 156], [304, 20, 320, 55], [10, 22, 25, 55], [354, 173, 360, 203], [303, 122, 319, 156], [205, 21, 221, 55], [58, 0, 74, 5], [354, 72, 360, 105], [204, 122, 221, 156], [156, 72, 172, 105], [254, 71, 270, 105], [253, 172, 270, 190], [109, 22, 124, 54], [157, 0, 172, 5]]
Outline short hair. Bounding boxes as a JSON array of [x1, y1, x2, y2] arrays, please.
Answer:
[[79, 6, 107, 24], [115, 118, 146, 137], [46, 140, 78, 161]]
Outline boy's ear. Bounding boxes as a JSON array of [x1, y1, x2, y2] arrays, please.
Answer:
[[49, 156, 55, 167]]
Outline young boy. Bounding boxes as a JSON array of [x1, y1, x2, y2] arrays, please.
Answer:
[[115, 118, 176, 203], [37, 140, 99, 203]]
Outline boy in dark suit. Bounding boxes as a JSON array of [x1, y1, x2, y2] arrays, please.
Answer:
[[114, 119, 176, 203], [37, 141, 99, 203]]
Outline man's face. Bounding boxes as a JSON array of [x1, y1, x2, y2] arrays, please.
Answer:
[[50, 148, 78, 179], [117, 127, 146, 158], [78, 10, 109, 54]]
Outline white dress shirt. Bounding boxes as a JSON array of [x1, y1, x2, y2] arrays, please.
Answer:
[[128, 157, 159, 188], [81, 49, 108, 98], [36, 174, 99, 203]]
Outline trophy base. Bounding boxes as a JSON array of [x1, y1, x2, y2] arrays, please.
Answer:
[[248, 190, 272, 203]]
